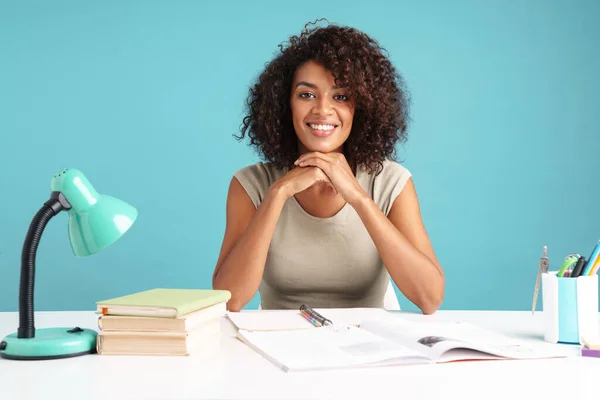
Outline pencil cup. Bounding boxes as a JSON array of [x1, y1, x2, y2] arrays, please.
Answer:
[[541, 271, 599, 344]]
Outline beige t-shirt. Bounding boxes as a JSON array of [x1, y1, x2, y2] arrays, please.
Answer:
[[233, 159, 412, 310]]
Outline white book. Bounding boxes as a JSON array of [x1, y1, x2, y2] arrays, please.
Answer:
[[97, 319, 221, 356], [100, 302, 226, 332], [236, 314, 570, 372]]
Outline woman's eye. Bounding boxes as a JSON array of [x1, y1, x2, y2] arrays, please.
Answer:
[[334, 94, 349, 101], [299, 92, 315, 99]]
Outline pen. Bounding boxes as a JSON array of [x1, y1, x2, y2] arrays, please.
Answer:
[[590, 259, 600, 276], [582, 241, 600, 276], [557, 255, 578, 277], [570, 256, 587, 278], [299, 305, 332, 327]]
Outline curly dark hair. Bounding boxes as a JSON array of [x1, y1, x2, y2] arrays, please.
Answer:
[[236, 19, 411, 174]]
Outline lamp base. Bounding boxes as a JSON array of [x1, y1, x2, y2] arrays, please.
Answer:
[[0, 327, 97, 360]]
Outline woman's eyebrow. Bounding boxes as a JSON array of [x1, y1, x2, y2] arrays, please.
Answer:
[[295, 81, 317, 89], [295, 81, 346, 90]]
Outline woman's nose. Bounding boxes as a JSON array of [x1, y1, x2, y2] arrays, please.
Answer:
[[313, 96, 334, 115]]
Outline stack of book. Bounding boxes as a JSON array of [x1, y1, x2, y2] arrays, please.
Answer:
[[95, 288, 231, 356]]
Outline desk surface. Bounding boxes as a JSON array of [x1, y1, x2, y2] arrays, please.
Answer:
[[1, 310, 599, 400]]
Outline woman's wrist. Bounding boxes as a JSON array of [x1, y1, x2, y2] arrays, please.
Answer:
[[347, 189, 371, 210], [266, 182, 292, 204]]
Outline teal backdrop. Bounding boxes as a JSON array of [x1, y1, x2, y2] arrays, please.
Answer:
[[1, 0, 599, 313]]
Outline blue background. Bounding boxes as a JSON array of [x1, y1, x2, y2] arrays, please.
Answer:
[[1, 0, 599, 313]]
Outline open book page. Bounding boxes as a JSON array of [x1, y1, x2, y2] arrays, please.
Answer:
[[236, 325, 431, 372], [359, 316, 568, 362]]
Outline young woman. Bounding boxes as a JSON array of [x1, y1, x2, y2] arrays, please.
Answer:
[[213, 21, 444, 314]]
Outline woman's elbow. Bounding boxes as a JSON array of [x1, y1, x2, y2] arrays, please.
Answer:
[[420, 301, 441, 315], [420, 298, 442, 315], [213, 283, 241, 312], [420, 286, 444, 315], [225, 296, 247, 312]]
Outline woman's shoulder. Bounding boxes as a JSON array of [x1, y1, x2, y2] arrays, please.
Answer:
[[362, 159, 412, 216], [234, 161, 287, 183], [233, 161, 287, 208], [360, 159, 412, 182], [378, 159, 411, 178]]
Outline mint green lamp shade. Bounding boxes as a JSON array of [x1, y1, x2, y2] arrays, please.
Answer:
[[50, 169, 138, 257], [0, 168, 137, 360]]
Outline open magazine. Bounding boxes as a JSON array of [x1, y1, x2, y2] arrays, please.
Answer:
[[236, 315, 569, 372]]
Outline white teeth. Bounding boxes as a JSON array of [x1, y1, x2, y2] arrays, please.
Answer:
[[309, 123, 335, 131]]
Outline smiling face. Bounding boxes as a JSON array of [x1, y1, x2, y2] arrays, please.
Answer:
[[290, 60, 355, 155]]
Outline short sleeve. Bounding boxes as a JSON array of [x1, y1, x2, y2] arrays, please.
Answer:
[[233, 162, 283, 209], [372, 160, 412, 216]]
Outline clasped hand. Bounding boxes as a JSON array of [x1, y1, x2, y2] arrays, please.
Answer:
[[291, 152, 367, 205]]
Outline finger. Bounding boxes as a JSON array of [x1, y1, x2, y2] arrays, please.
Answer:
[[300, 156, 351, 180], [297, 153, 349, 176], [295, 152, 317, 165], [294, 152, 331, 165], [297, 157, 331, 174], [304, 160, 339, 195], [331, 153, 353, 174], [332, 153, 350, 168], [297, 155, 335, 169], [313, 167, 338, 195]]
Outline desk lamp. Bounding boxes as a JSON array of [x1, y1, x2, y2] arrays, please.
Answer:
[[0, 168, 137, 360]]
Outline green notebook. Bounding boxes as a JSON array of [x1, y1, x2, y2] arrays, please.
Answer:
[[96, 288, 231, 318]]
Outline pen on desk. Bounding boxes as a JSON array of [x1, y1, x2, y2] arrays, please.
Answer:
[[299, 305, 332, 327]]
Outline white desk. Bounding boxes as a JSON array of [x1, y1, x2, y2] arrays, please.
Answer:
[[1, 310, 598, 400]]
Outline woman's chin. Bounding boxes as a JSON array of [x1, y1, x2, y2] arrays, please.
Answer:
[[299, 139, 343, 154]]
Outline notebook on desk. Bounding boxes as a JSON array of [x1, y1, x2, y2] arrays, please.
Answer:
[[236, 314, 570, 372], [96, 288, 231, 318]]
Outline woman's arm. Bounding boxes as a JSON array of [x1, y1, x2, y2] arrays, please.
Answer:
[[352, 178, 444, 314], [212, 177, 287, 312], [295, 152, 444, 314]]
